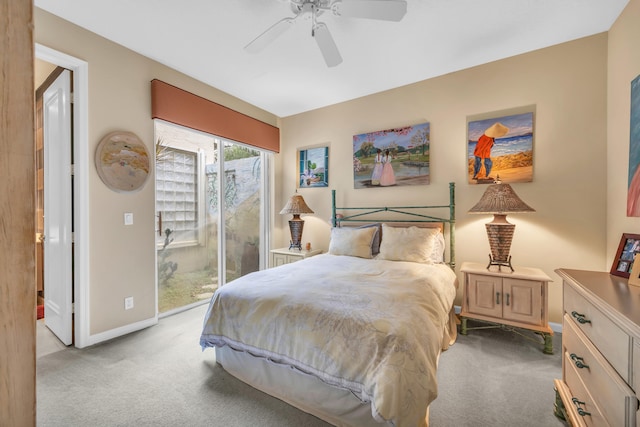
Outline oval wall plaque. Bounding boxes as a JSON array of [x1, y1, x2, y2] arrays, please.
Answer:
[[95, 131, 150, 193]]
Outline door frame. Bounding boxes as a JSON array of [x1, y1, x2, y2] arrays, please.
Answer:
[[35, 44, 91, 348]]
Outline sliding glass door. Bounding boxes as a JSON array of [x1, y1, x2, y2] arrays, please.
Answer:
[[154, 121, 268, 315], [219, 141, 264, 284]]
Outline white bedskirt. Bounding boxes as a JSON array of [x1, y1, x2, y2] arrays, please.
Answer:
[[215, 345, 421, 427]]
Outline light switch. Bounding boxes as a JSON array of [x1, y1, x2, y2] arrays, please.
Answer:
[[124, 212, 134, 225]]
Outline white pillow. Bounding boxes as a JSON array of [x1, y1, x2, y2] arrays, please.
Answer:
[[430, 231, 446, 263], [357, 223, 381, 255], [328, 226, 378, 259], [376, 224, 439, 264]]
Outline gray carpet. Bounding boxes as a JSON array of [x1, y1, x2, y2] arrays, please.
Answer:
[[37, 304, 566, 426]]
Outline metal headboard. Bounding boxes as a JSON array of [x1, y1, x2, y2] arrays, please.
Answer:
[[331, 182, 456, 268]]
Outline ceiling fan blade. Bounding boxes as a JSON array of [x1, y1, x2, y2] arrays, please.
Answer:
[[244, 17, 297, 54], [335, 0, 407, 22], [313, 23, 343, 67]]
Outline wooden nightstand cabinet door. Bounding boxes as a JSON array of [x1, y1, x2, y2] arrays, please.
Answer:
[[502, 278, 543, 326], [467, 274, 503, 318], [270, 248, 322, 268], [271, 252, 289, 267]]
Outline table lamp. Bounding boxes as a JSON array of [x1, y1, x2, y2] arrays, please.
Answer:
[[468, 179, 534, 271], [280, 192, 314, 250]]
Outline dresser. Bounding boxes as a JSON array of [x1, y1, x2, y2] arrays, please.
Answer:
[[460, 262, 554, 354], [269, 247, 322, 267], [554, 269, 640, 426]]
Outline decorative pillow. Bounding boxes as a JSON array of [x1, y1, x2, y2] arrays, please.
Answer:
[[358, 223, 382, 255], [430, 231, 446, 263], [376, 224, 439, 264], [328, 226, 378, 259]]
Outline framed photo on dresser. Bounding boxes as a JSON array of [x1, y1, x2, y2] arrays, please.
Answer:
[[629, 259, 640, 286], [610, 233, 640, 278]]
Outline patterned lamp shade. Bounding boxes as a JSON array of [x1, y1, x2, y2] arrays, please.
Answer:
[[469, 182, 534, 271], [280, 193, 314, 251], [468, 182, 535, 214], [280, 194, 315, 216]]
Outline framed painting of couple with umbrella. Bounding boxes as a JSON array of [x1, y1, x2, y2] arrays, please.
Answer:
[[352, 122, 430, 189]]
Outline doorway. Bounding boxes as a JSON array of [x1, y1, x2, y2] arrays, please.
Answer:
[[35, 62, 73, 347], [35, 44, 91, 348]]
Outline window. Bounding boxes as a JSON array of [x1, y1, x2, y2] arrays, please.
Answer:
[[156, 147, 201, 245]]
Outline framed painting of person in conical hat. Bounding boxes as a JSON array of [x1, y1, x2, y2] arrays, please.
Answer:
[[467, 109, 534, 184]]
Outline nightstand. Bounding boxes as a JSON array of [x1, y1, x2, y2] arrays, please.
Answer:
[[460, 261, 554, 354], [270, 247, 322, 268]]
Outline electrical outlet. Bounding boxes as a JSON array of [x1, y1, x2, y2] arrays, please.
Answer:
[[124, 296, 134, 310]]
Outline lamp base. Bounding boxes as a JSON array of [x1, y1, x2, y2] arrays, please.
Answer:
[[288, 218, 304, 251], [486, 254, 513, 272], [485, 214, 515, 272], [288, 241, 302, 251]]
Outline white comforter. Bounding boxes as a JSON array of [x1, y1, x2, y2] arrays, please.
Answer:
[[200, 254, 457, 427]]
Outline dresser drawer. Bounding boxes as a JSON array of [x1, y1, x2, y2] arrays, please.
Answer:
[[564, 282, 631, 382], [634, 341, 640, 393], [564, 315, 637, 426], [564, 351, 608, 427]]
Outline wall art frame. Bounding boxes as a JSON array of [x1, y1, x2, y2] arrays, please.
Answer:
[[467, 106, 535, 185], [352, 122, 430, 189], [298, 145, 329, 188], [627, 74, 640, 216], [610, 233, 640, 278]]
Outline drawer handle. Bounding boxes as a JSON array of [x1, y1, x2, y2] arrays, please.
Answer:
[[570, 353, 590, 369], [505, 293, 510, 306], [571, 398, 591, 417], [496, 292, 500, 305], [571, 311, 592, 324], [577, 408, 591, 417]]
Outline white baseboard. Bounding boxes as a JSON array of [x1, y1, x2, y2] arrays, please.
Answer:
[[80, 317, 158, 348]]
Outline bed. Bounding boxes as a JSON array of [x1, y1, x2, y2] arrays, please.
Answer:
[[200, 183, 457, 427]]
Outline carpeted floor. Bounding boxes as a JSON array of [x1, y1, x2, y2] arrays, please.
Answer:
[[37, 304, 566, 426]]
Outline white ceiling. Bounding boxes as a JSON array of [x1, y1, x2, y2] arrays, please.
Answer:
[[35, 0, 628, 118]]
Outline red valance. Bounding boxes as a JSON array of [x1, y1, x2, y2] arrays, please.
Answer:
[[151, 79, 279, 153]]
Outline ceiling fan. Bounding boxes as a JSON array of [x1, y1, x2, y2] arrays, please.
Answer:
[[244, 0, 408, 67]]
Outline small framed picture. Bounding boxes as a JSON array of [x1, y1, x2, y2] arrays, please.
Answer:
[[629, 258, 640, 287], [610, 233, 640, 278], [298, 146, 329, 188]]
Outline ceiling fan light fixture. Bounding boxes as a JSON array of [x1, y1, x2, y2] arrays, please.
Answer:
[[299, 2, 316, 18], [245, 0, 408, 67]]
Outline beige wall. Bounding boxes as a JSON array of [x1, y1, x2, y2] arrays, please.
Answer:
[[608, 0, 640, 260], [34, 8, 278, 336], [278, 34, 610, 325], [33, 1, 638, 336], [35, 58, 57, 88]]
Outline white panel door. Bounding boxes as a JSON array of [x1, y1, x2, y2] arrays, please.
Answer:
[[43, 69, 73, 345]]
